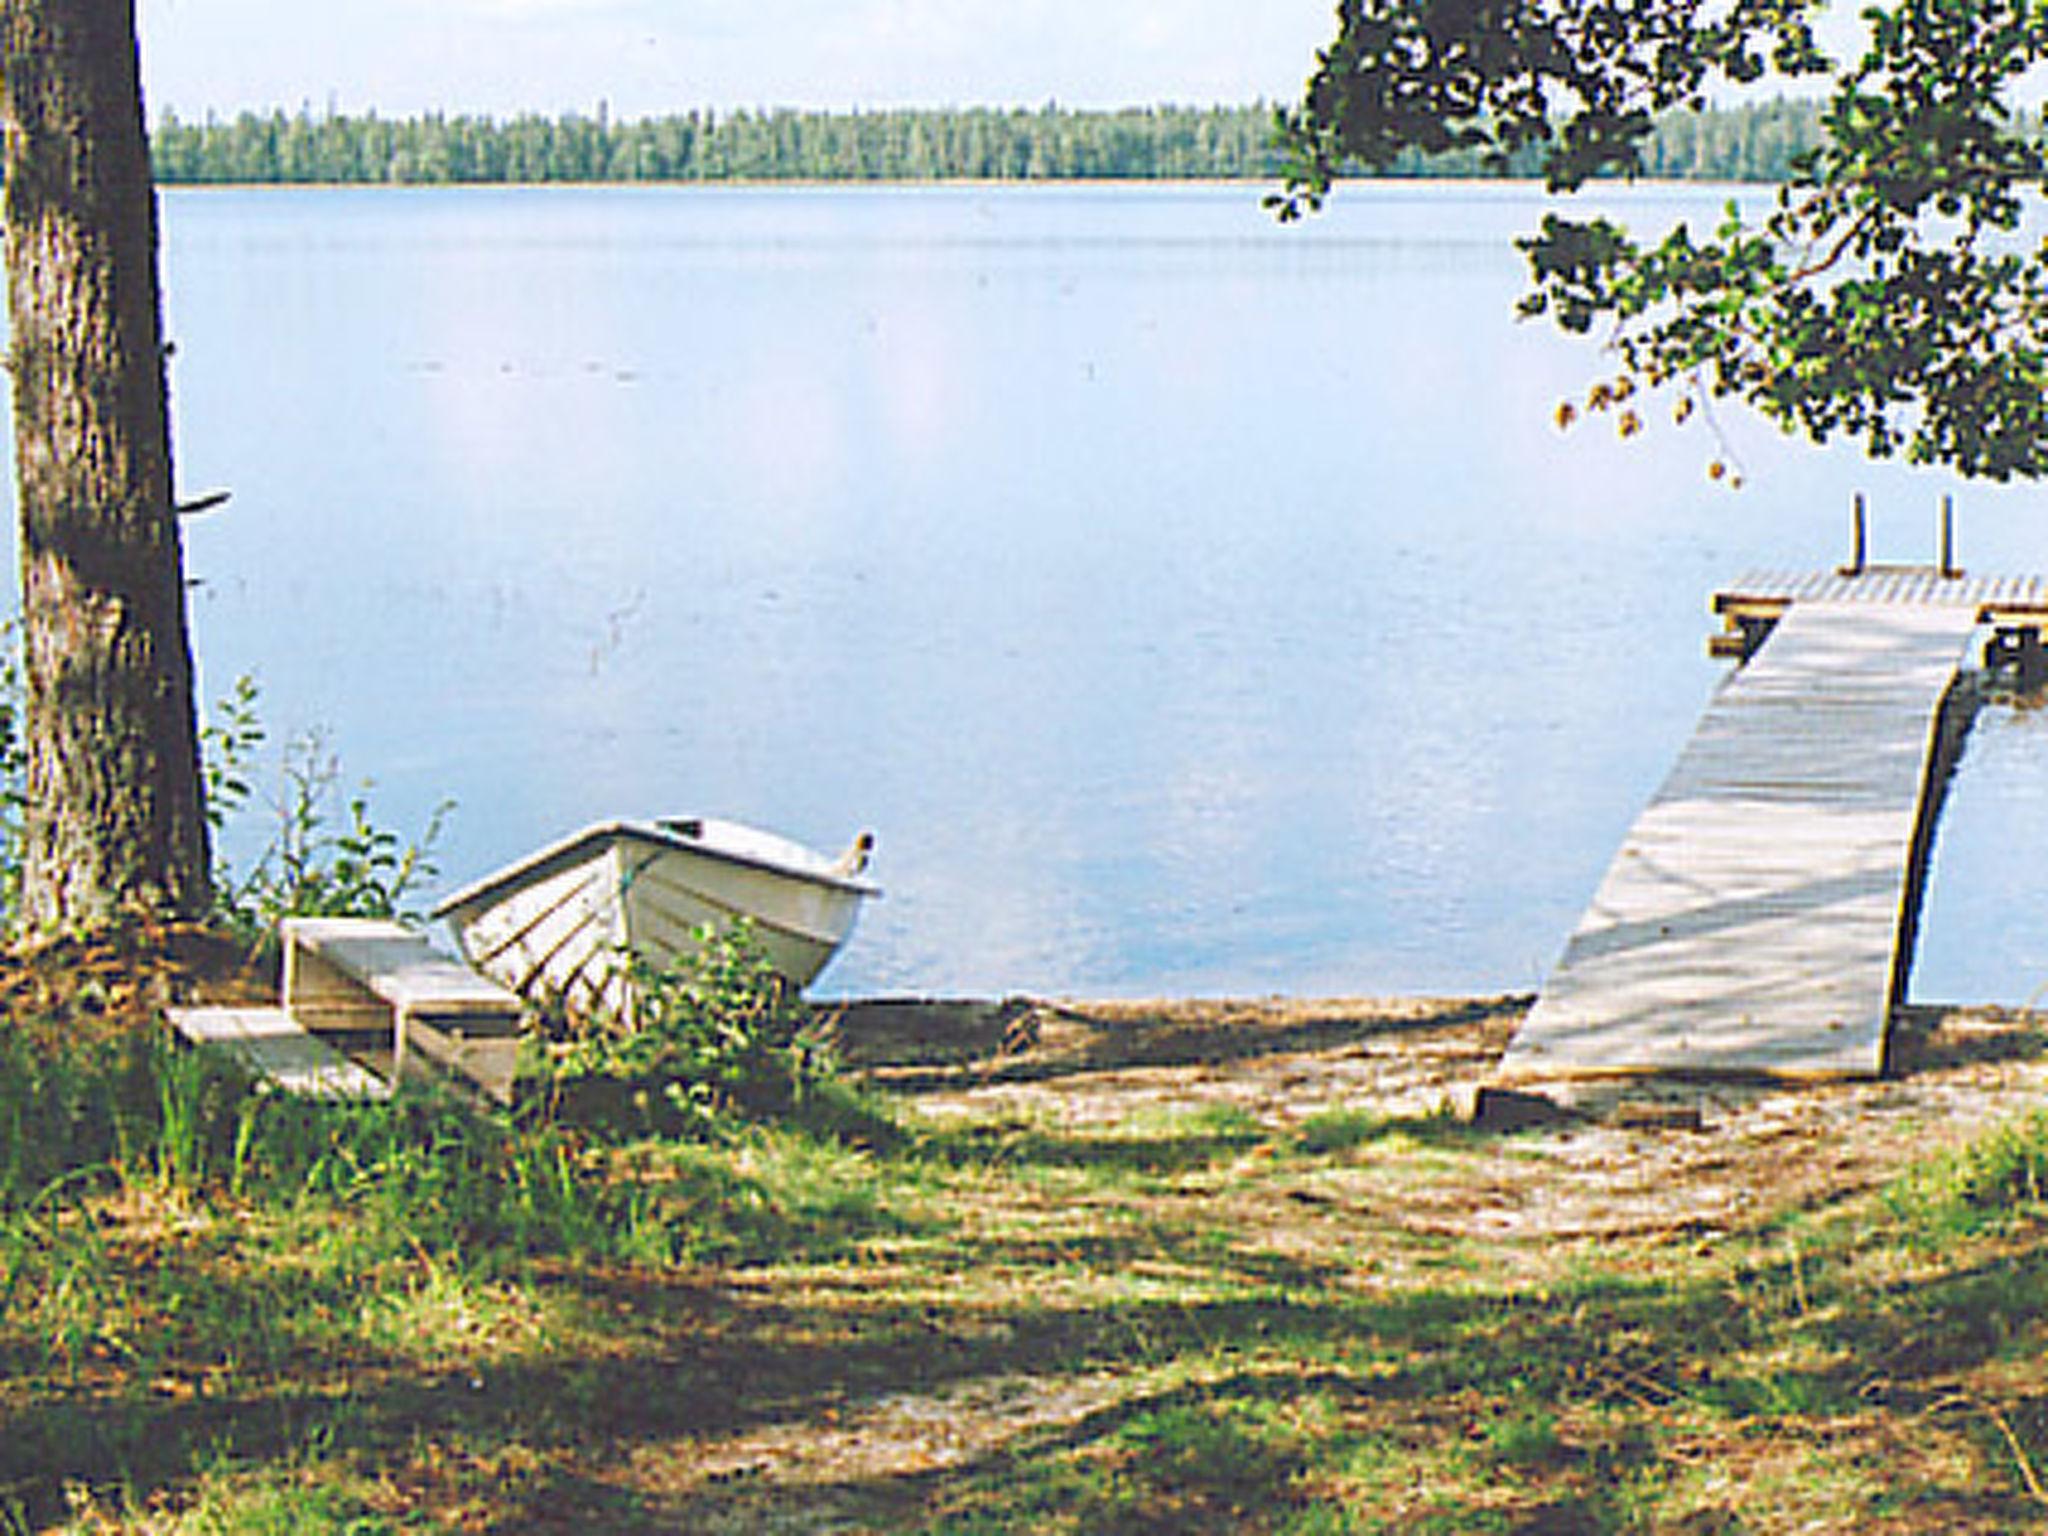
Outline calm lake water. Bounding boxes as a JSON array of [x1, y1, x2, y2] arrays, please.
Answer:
[[16, 181, 2048, 1002]]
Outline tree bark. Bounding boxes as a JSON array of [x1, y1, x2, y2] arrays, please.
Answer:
[[2, 0, 209, 927]]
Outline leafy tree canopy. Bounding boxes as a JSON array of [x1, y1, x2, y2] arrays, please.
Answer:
[[1277, 0, 2048, 481]]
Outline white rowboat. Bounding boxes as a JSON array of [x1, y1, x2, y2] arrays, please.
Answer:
[[432, 818, 878, 1022]]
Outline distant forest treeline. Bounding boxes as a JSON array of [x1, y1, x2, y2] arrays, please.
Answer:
[[149, 100, 1827, 187]]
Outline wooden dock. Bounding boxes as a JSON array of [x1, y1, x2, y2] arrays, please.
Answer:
[[1499, 567, 2048, 1084]]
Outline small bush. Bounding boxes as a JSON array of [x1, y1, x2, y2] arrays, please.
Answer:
[[216, 723, 452, 938], [0, 653, 451, 947], [545, 923, 866, 1140]]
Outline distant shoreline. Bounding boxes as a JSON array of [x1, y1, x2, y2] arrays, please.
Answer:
[[148, 98, 1821, 189], [152, 175, 1773, 195], [154, 175, 1287, 192]]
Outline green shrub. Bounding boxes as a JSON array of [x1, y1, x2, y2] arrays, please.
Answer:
[[0, 645, 449, 941], [545, 922, 855, 1139], [215, 722, 451, 937]]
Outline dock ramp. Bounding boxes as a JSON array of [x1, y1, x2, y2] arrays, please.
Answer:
[[1501, 581, 2011, 1083]]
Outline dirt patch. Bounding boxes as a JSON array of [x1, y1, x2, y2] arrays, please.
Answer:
[[838, 994, 2048, 1242], [839, 995, 1523, 1124], [0, 920, 269, 1043]]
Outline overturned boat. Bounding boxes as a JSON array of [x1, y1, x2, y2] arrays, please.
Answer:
[[432, 818, 877, 1022]]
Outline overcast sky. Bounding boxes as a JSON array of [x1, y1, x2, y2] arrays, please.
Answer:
[[135, 1, 1341, 120]]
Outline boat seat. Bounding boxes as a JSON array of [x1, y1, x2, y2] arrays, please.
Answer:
[[280, 916, 525, 1105]]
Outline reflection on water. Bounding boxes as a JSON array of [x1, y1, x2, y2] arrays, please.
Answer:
[[1913, 692, 2048, 1006], [5, 182, 2048, 1001]]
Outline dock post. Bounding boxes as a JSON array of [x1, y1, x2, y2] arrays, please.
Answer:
[[1842, 493, 1867, 577], [1940, 495, 1959, 579]]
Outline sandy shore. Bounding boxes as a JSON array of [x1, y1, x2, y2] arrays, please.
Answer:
[[833, 993, 2048, 1241]]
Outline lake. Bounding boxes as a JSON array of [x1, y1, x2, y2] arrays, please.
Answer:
[[21, 181, 2048, 1003]]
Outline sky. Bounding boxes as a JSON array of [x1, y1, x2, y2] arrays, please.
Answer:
[[135, 0, 1342, 121]]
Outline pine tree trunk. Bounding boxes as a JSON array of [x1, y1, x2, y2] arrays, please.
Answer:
[[2, 0, 210, 928]]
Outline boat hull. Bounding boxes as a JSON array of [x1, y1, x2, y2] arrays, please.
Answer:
[[433, 820, 874, 1022]]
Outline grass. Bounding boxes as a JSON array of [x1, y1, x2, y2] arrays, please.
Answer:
[[6, 987, 2048, 1531]]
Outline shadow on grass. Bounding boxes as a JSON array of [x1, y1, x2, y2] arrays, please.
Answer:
[[7, 1204, 2048, 1530], [857, 998, 1525, 1094], [902, 1104, 1507, 1182], [906, 1120, 1270, 1177], [9, 1041, 2048, 1531]]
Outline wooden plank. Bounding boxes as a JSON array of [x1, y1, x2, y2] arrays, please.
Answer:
[[1501, 599, 1982, 1082], [282, 916, 521, 1016], [279, 916, 525, 1105], [167, 1005, 392, 1100], [397, 1011, 521, 1106], [1716, 567, 2048, 617]]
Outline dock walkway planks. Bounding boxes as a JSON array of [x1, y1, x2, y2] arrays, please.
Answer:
[[1499, 597, 1983, 1082]]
